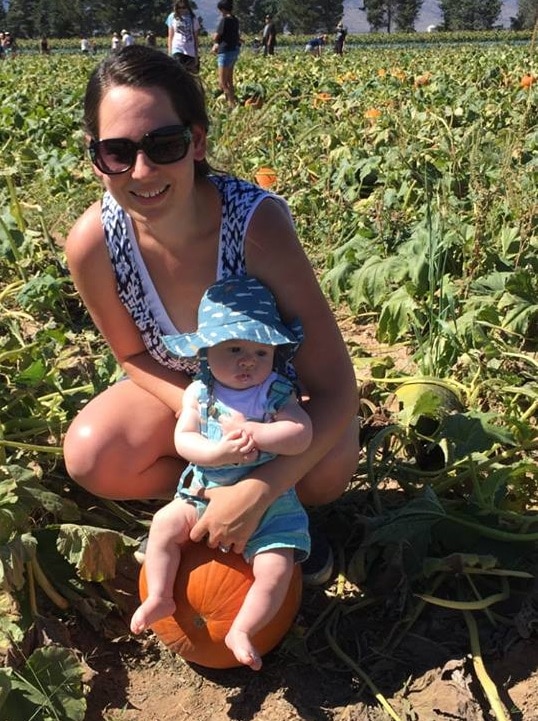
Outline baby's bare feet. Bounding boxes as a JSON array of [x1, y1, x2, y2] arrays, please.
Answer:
[[225, 628, 262, 671], [130, 595, 176, 634]]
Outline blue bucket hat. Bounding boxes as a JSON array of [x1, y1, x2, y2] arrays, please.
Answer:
[[163, 276, 303, 358]]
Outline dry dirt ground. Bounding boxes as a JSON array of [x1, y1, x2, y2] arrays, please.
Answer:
[[73, 320, 537, 721], [78, 513, 538, 721]]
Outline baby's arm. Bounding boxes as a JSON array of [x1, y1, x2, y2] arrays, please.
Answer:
[[175, 384, 258, 466], [238, 398, 313, 456]]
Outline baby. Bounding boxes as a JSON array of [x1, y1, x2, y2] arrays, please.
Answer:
[[130, 277, 312, 670]]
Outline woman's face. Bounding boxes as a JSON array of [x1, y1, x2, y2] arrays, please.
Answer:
[[91, 84, 206, 223]]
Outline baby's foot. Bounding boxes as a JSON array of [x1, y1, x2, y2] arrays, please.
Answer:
[[225, 628, 262, 671], [130, 595, 176, 634]]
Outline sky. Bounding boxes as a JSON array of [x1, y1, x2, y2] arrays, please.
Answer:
[[197, 0, 519, 33]]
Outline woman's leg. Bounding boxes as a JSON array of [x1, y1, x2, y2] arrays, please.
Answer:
[[296, 415, 361, 506], [218, 63, 236, 107], [63, 379, 183, 500], [225, 549, 294, 670]]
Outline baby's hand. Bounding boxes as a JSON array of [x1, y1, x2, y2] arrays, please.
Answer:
[[218, 429, 259, 465], [219, 410, 248, 435]]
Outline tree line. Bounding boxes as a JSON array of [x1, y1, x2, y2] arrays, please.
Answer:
[[0, 0, 536, 40]]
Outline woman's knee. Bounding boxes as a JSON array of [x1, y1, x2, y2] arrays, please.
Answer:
[[297, 418, 361, 506], [63, 422, 119, 495]]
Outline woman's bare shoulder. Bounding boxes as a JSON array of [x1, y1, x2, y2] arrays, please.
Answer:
[[65, 201, 104, 266]]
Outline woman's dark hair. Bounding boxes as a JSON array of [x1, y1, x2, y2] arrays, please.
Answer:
[[174, 0, 194, 17], [217, 0, 233, 12], [83, 45, 210, 177]]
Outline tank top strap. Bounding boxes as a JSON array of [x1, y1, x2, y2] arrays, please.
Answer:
[[265, 374, 295, 417]]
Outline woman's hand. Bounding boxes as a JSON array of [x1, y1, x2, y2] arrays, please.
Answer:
[[189, 478, 270, 554]]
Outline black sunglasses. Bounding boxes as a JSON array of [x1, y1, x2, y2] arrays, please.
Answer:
[[88, 124, 192, 175]]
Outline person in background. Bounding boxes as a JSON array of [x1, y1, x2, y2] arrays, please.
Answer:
[[304, 34, 327, 57], [166, 0, 200, 73], [211, 0, 240, 108], [146, 31, 157, 47], [3, 32, 14, 56], [40, 37, 50, 55], [63, 45, 360, 592], [81, 37, 91, 54], [121, 29, 135, 46], [131, 277, 312, 670], [111, 32, 120, 51], [334, 21, 347, 55], [261, 15, 276, 56]]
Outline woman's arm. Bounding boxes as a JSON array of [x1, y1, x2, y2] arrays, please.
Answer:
[[190, 197, 359, 551], [65, 203, 191, 414], [246, 197, 359, 488], [212, 17, 224, 44], [167, 18, 174, 54]]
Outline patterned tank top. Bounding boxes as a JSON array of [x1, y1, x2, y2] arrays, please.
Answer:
[[101, 174, 279, 376]]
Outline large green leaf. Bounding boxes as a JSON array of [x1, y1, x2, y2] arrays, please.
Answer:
[[56, 524, 137, 582], [440, 411, 516, 458], [0, 591, 24, 653], [0, 647, 86, 721], [377, 284, 418, 343], [348, 487, 447, 586]]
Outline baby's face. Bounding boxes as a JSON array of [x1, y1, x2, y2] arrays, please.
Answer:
[[207, 340, 275, 389]]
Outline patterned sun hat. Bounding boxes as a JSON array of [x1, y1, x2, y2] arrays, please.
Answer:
[[163, 276, 303, 358]]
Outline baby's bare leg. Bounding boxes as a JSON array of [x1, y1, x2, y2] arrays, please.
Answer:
[[225, 548, 294, 670], [130, 499, 198, 634]]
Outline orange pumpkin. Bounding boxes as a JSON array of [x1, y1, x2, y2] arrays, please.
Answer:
[[313, 91, 332, 107], [245, 96, 264, 109], [254, 166, 278, 189], [414, 72, 432, 87], [364, 107, 382, 125], [139, 542, 303, 669], [520, 74, 535, 89]]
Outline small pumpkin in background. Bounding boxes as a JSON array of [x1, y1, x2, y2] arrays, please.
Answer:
[[313, 91, 332, 107], [254, 166, 278, 189], [520, 74, 536, 89], [414, 72, 432, 87], [364, 107, 382, 125], [139, 541, 302, 669], [245, 95, 264, 109]]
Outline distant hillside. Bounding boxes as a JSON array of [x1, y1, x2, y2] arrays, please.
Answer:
[[195, 0, 519, 33]]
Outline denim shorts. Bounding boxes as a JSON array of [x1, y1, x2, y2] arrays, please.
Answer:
[[217, 49, 240, 68]]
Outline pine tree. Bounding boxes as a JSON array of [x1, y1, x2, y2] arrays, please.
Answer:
[[438, 0, 502, 30], [278, 0, 343, 33], [0, 2, 5, 29], [361, 0, 423, 33], [6, 0, 34, 37], [512, 0, 538, 29], [394, 0, 423, 31]]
